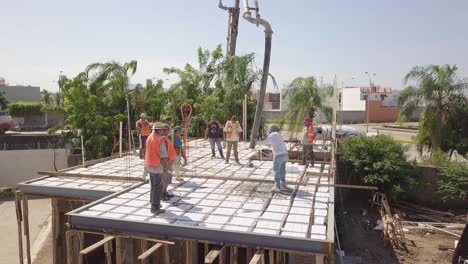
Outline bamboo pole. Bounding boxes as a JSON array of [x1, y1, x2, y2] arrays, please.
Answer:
[[15, 191, 24, 264], [22, 195, 31, 264]]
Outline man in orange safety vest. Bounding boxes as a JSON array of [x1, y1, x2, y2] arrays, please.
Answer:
[[302, 118, 315, 166], [224, 115, 242, 164], [136, 113, 150, 159]]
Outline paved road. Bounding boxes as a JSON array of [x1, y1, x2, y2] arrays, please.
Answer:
[[0, 197, 51, 264]]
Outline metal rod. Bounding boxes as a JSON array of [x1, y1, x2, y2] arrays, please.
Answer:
[[81, 135, 85, 167], [119, 122, 123, 158]]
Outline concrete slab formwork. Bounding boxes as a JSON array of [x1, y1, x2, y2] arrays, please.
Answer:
[[17, 139, 335, 263]]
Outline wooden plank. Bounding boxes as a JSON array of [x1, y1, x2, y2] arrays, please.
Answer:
[[80, 236, 115, 255], [205, 246, 223, 264], [249, 249, 264, 264], [104, 235, 113, 264], [140, 240, 149, 264], [22, 195, 31, 264], [65, 231, 74, 264], [231, 246, 238, 264], [39, 171, 144, 182], [15, 191, 24, 264], [163, 244, 170, 264], [186, 240, 193, 264], [137, 242, 163, 260], [269, 250, 274, 264], [116, 237, 123, 264], [316, 254, 324, 264], [438, 244, 455, 251]]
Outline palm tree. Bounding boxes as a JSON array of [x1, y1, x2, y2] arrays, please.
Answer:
[[41, 89, 52, 106], [398, 64, 468, 153], [0, 91, 8, 111], [280, 77, 334, 132]]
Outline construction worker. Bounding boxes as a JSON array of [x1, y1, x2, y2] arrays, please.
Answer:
[[162, 124, 177, 201], [136, 113, 150, 159], [144, 122, 169, 214], [259, 125, 289, 192], [224, 115, 242, 164], [164, 117, 173, 130], [302, 118, 315, 166], [205, 115, 225, 159], [168, 126, 184, 181]]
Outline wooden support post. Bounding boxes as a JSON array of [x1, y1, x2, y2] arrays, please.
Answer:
[[22, 195, 31, 264], [123, 237, 136, 263], [249, 249, 264, 264], [80, 236, 115, 255], [316, 254, 325, 264], [230, 246, 238, 264], [140, 240, 149, 264], [247, 248, 253, 263], [204, 246, 224, 264], [116, 237, 123, 264], [220, 245, 226, 264], [52, 198, 61, 264], [15, 191, 24, 264], [186, 240, 194, 264], [104, 235, 113, 264], [269, 250, 274, 264], [66, 230, 81, 264], [137, 242, 163, 261], [163, 244, 170, 264]]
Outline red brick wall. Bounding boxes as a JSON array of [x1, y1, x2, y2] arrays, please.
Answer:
[[365, 101, 400, 122]]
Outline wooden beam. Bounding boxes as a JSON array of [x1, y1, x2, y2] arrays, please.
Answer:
[[80, 236, 115, 255], [163, 244, 170, 264], [15, 191, 24, 264], [116, 237, 123, 264], [104, 235, 113, 264], [249, 249, 264, 264], [316, 254, 324, 264], [65, 231, 74, 264], [22, 195, 31, 264], [137, 242, 163, 260], [140, 240, 149, 264], [205, 246, 224, 264]]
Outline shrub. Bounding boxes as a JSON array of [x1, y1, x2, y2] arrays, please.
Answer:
[[9, 102, 44, 116], [338, 135, 417, 199], [437, 160, 468, 201]]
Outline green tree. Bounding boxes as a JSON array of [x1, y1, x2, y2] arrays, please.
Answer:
[[339, 135, 417, 199], [437, 160, 468, 201], [0, 91, 8, 111], [280, 77, 333, 132], [41, 89, 52, 106], [61, 61, 137, 159], [398, 65, 468, 154]]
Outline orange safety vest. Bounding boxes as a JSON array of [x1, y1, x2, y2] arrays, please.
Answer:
[[136, 119, 150, 136], [225, 121, 241, 139], [144, 135, 162, 167], [163, 136, 177, 161], [307, 125, 315, 143]]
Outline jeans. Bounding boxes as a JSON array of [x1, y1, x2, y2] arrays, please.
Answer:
[[273, 154, 288, 187], [149, 172, 163, 209], [173, 156, 181, 178], [209, 137, 224, 157], [302, 144, 314, 166], [162, 172, 172, 195], [139, 135, 148, 158], [226, 141, 239, 161]]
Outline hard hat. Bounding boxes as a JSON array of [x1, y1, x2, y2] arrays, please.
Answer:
[[152, 122, 166, 130], [140, 113, 147, 118], [269, 125, 280, 133]]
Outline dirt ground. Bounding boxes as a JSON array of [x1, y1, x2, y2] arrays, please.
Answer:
[[396, 230, 454, 264], [336, 193, 456, 264]]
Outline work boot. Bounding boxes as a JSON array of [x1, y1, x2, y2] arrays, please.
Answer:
[[176, 176, 184, 181], [280, 182, 288, 191], [272, 185, 281, 192], [151, 208, 165, 215], [235, 160, 241, 164], [225, 159, 229, 164]]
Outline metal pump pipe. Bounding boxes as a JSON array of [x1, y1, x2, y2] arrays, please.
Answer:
[[243, 0, 273, 149]]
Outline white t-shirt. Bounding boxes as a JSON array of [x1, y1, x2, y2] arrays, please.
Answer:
[[259, 132, 288, 156], [224, 121, 242, 142]]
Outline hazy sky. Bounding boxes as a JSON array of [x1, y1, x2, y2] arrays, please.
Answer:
[[1, 0, 467, 93]]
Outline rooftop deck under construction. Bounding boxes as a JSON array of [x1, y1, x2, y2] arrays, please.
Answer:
[[18, 139, 335, 262]]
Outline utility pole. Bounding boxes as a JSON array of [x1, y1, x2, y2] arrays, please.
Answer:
[[219, 0, 241, 56], [243, 0, 273, 149], [364, 72, 376, 133]]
